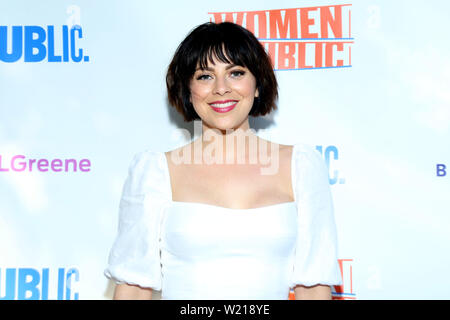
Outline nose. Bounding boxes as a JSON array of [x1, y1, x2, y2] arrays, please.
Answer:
[[213, 76, 231, 95]]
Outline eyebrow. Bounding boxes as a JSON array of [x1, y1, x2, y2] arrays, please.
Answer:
[[195, 64, 241, 72]]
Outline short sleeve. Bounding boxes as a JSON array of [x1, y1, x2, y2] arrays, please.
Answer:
[[104, 150, 170, 290], [290, 144, 342, 288]]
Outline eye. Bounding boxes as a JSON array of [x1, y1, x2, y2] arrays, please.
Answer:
[[230, 70, 246, 78], [196, 73, 213, 81]]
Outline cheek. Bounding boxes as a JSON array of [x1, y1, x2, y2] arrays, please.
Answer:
[[189, 84, 210, 103], [234, 76, 258, 97], [236, 82, 257, 99]]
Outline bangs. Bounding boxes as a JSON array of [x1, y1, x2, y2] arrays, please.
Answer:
[[190, 24, 255, 71], [178, 22, 259, 77], [196, 41, 246, 70]]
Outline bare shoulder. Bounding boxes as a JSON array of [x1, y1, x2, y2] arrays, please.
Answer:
[[278, 143, 294, 153], [277, 143, 295, 169], [257, 138, 294, 173], [260, 141, 294, 200], [164, 141, 195, 165], [257, 138, 294, 157]]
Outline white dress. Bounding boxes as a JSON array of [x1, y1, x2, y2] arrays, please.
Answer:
[[104, 143, 342, 299]]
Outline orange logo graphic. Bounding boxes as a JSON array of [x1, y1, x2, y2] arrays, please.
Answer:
[[209, 4, 353, 71], [288, 259, 355, 300]]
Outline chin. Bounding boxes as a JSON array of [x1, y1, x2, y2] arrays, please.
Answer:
[[209, 118, 248, 132]]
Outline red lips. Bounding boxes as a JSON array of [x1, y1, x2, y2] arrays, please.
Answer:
[[208, 100, 239, 113]]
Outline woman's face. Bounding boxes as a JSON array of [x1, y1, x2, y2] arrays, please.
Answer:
[[189, 56, 259, 131]]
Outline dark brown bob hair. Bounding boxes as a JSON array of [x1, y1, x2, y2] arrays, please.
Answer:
[[166, 22, 278, 122]]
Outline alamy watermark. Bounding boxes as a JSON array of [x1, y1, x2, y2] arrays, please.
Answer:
[[169, 120, 280, 176]]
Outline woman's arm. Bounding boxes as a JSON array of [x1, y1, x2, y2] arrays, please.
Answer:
[[294, 284, 331, 300], [113, 283, 153, 300]]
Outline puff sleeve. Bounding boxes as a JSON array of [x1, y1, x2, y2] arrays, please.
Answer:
[[104, 150, 170, 290], [290, 144, 342, 288]]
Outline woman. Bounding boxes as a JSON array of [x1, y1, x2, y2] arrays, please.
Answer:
[[104, 22, 342, 300]]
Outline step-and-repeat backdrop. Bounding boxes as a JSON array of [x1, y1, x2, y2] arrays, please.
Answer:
[[1, 0, 449, 300]]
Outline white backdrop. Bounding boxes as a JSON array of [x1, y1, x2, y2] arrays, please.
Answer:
[[1, 0, 449, 300]]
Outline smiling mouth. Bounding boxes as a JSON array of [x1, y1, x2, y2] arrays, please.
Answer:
[[208, 100, 238, 113]]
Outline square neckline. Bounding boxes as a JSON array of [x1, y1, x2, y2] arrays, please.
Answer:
[[161, 143, 297, 211]]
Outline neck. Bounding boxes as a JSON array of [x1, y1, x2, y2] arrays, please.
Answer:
[[193, 118, 265, 165]]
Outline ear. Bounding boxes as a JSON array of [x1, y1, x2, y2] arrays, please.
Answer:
[[255, 88, 259, 98]]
